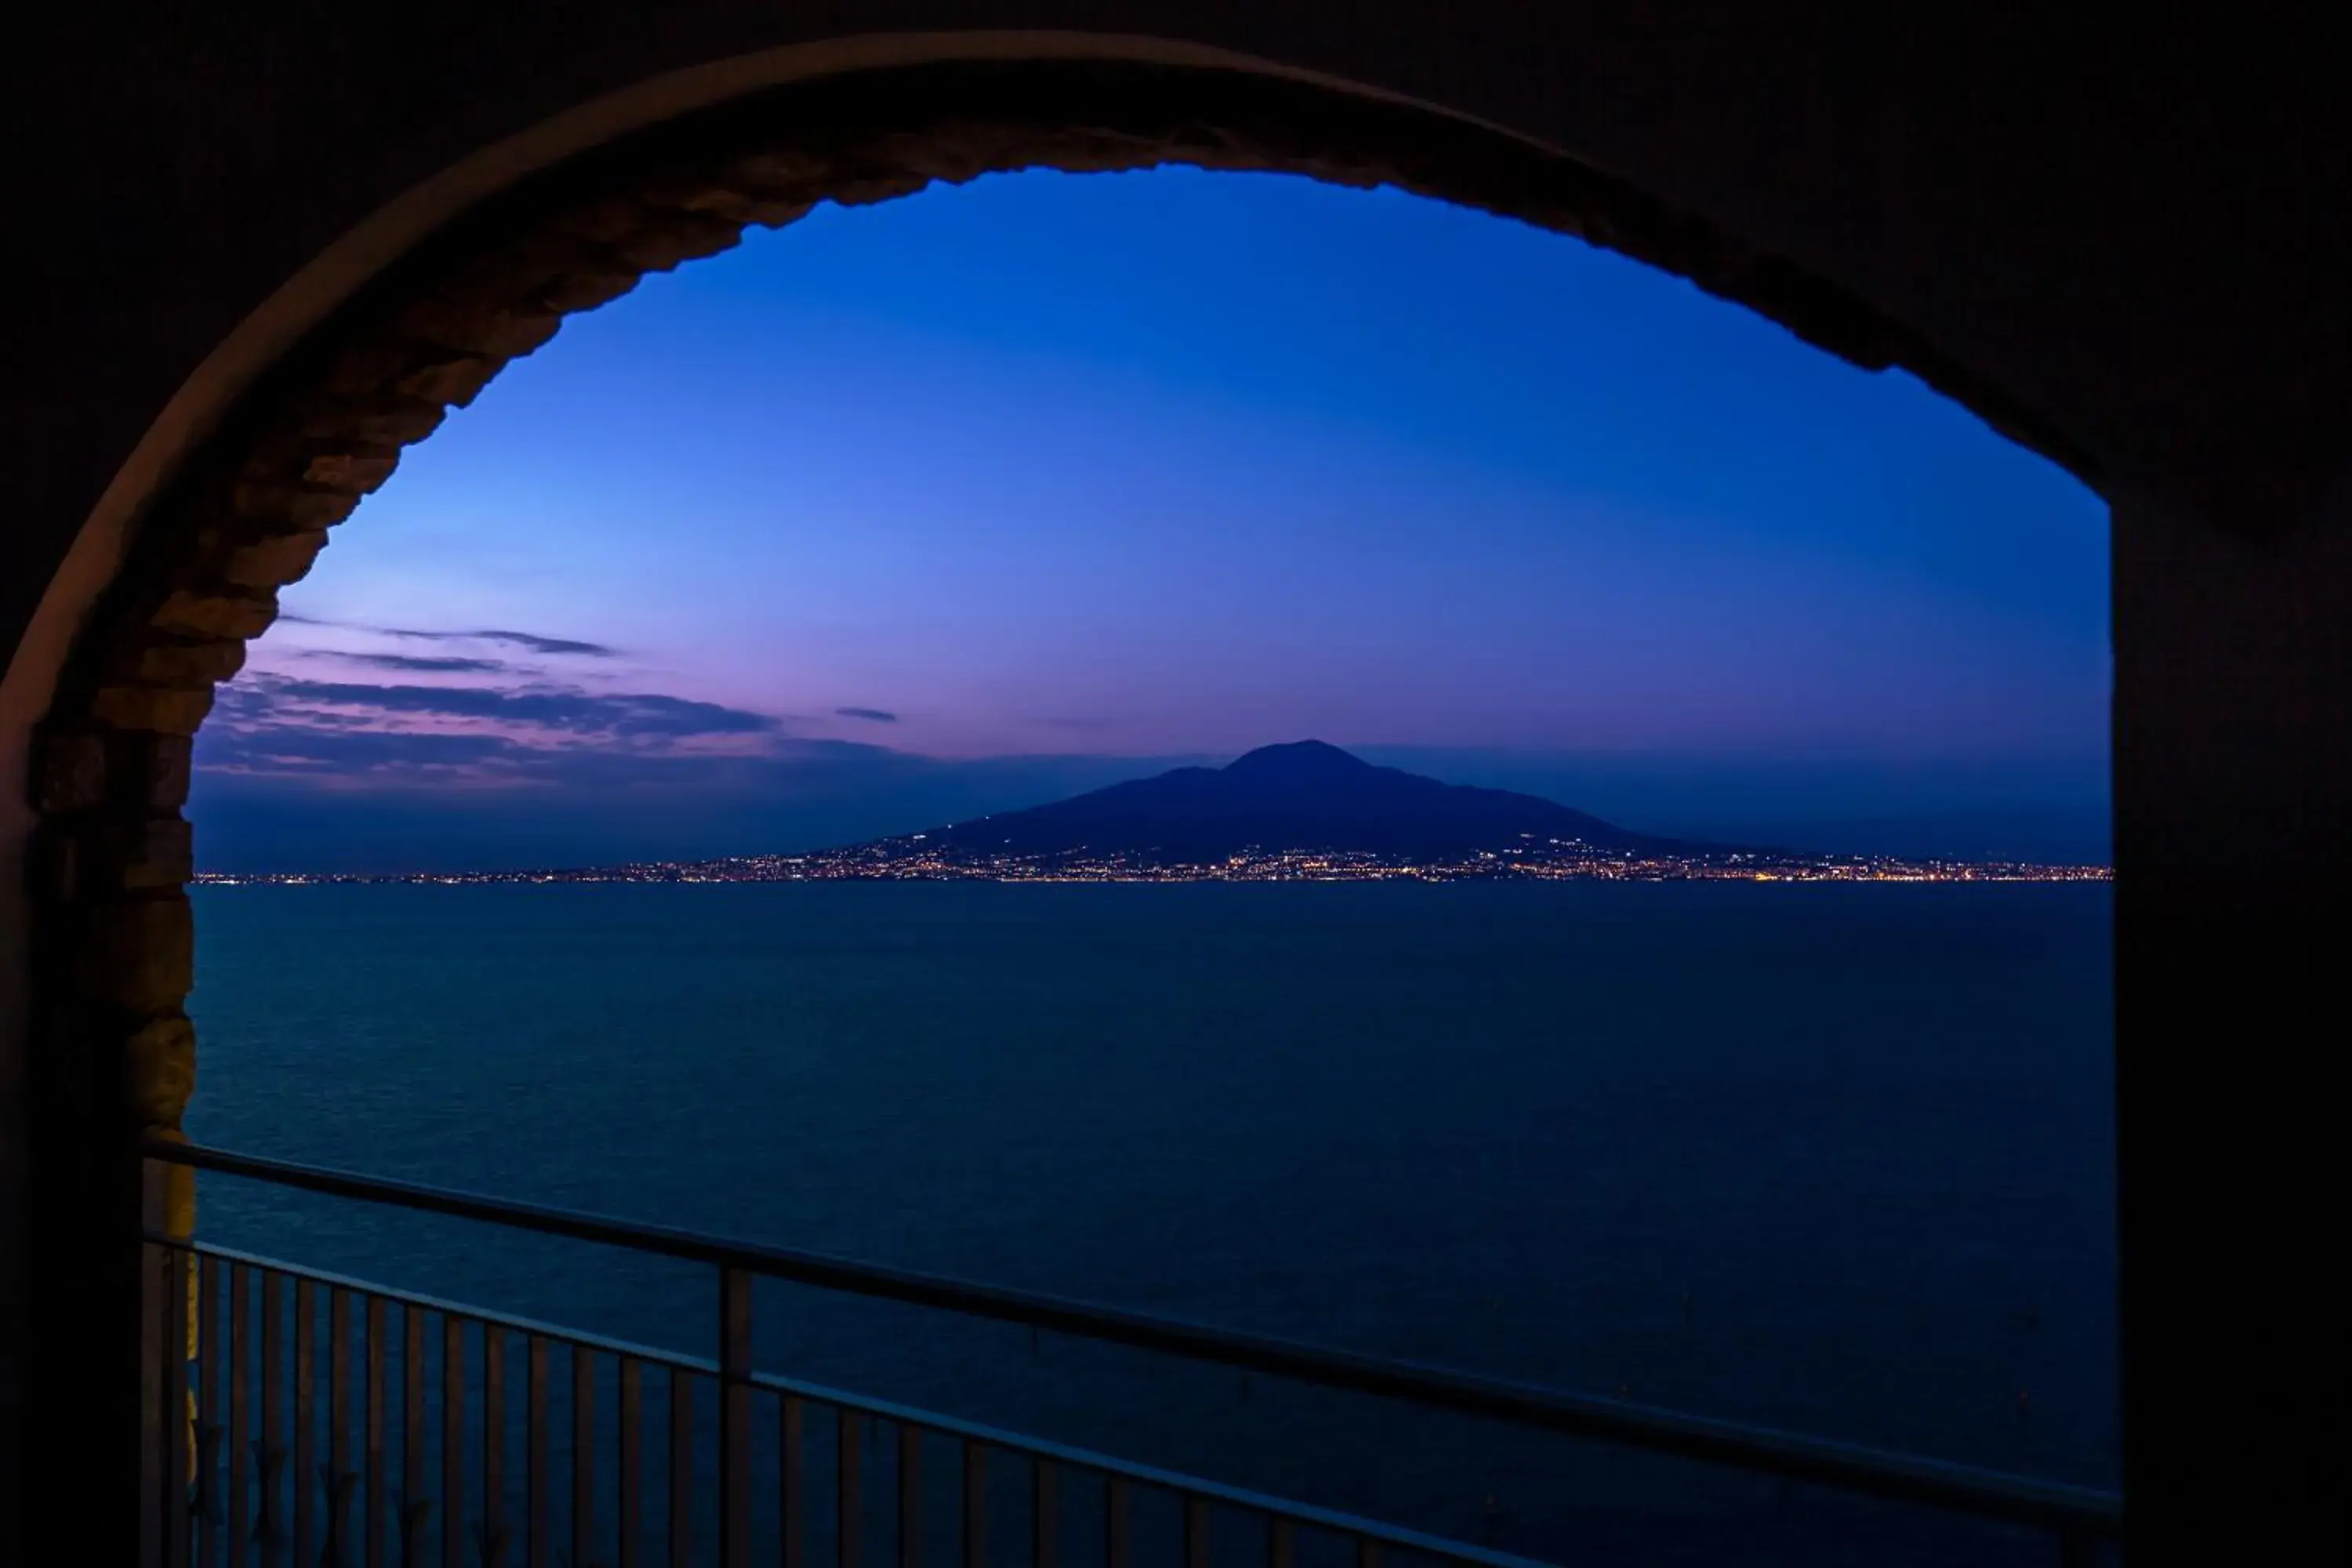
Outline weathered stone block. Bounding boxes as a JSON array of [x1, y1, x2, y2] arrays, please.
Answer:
[[34, 730, 108, 813], [230, 426, 319, 485], [222, 531, 330, 590], [720, 149, 834, 194], [736, 197, 818, 230], [151, 588, 277, 640], [118, 733, 194, 811], [538, 268, 643, 313], [74, 895, 194, 1013], [123, 1015, 196, 1129], [396, 297, 562, 359], [394, 353, 502, 408], [552, 194, 652, 244], [298, 445, 402, 494], [230, 480, 361, 531], [295, 394, 448, 447], [486, 311, 564, 358], [319, 337, 431, 397], [89, 685, 216, 735], [611, 214, 744, 273], [633, 171, 735, 210], [826, 172, 935, 209], [867, 134, 994, 185], [83, 818, 193, 891], [112, 637, 245, 687], [637, 171, 815, 230], [145, 1126, 198, 1248]]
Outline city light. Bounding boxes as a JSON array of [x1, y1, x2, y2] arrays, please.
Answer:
[[194, 842, 2111, 888]]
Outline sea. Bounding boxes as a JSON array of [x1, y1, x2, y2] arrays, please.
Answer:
[[184, 880, 2117, 1566]]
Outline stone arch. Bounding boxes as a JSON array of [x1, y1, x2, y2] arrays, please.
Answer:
[[24, 53, 2100, 1166]]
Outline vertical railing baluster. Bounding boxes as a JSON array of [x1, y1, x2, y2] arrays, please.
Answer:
[[292, 1280, 315, 1567], [166, 1242, 194, 1568], [401, 1306, 425, 1568], [961, 1445, 985, 1568], [573, 1346, 596, 1566], [1102, 1478, 1128, 1568], [365, 1297, 386, 1568], [528, 1338, 550, 1568], [483, 1326, 506, 1568], [261, 1272, 283, 1563], [619, 1360, 642, 1568], [1029, 1461, 1056, 1568], [199, 1255, 221, 1568], [1266, 1516, 1294, 1568], [1183, 1498, 1208, 1568], [837, 1409, 862, 1568], [896, 1426, 921, 1568], [720, 1268, 752, 1568], [668, 1370, 693, 1568], [230, 1264, 251, 1568], [1356, 1539, 1382, 1568], [144, 1217, 165, 1568], [780, 1396, 804, 1568], [443, 1316, 465, 1568], [330, 1292, 352, 1568]]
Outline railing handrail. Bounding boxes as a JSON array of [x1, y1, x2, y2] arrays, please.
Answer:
[[145, 1137, 2122, 1540]]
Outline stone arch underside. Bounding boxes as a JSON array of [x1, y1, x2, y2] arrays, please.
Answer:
[[22, 55, 2099, 1160]]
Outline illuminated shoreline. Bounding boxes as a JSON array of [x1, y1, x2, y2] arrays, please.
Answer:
[[194, 844, 2112, 887]]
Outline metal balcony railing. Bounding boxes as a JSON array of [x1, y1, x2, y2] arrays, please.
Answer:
[[137, 1140, 2122, 1568]]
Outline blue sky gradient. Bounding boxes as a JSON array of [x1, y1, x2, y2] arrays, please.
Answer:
[[194, 169, 2110, 870]]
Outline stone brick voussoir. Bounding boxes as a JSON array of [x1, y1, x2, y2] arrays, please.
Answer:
[[89, 685, 216, 737], [123, 1015, 197, 1129], [320, 337, 437, 397], [608, 212, 746, 274], [85, 818, 194, 893], [720, 148, 837, 195], [230, 479, 361, 532], [296, 395, 449, 448], [636, 169, 816, 230], [114, 733, 193, 814], [297, 445, 401, 495], [537, 268, 644, 314], [33, 730, 108, 815], [862, 130, 1005, 186], [221, 531, 331, 591], [73, 894, 194, 1014], [551, 193, 658, 245], [107, 637, 246, 688], [823, 169, 938, 209], [395, 296, 564, 359], [393, 351, 506, 408], [150, 588, 278, 641]]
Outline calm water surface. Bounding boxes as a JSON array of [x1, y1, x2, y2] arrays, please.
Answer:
[[187, 880, 2115, 1565]]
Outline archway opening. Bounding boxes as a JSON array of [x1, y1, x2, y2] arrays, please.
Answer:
[[187, 158, 2109, 1565], [22, 57, 2117, 1568]]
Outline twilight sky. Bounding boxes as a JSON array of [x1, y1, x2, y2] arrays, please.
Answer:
[[194, 169, 2111, 871]]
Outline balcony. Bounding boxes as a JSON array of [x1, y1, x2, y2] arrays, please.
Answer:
[[136, 1142, 2121, 1568]]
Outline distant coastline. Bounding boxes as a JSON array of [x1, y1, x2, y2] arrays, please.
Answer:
[[194, 843, 2111, 887], [194, 742, 2111, 886]]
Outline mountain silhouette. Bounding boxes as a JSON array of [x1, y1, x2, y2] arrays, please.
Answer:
[[898, 741, 1707, 862]]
